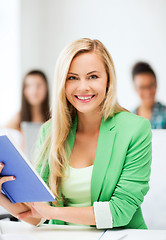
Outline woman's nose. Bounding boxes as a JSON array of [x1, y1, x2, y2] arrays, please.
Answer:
[[77, 79, 90, 91]]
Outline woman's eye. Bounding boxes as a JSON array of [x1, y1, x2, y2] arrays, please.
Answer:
[[67, 76, 78, 80], [89, 75, 98, 79]]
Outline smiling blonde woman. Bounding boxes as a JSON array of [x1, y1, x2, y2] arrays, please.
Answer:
[[0, 38, 152, 229]]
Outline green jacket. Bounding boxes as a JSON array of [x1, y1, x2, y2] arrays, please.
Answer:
[[36, 111, 152, 229]]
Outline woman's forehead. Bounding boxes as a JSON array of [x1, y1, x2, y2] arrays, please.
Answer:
[[68, 52, 105, 73]]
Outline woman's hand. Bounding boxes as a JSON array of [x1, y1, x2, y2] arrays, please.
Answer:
[[0, 162, 47, 226], [0, 162, 15, 194], [17, 202, 53, 220]]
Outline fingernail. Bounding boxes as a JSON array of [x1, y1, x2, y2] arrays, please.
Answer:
[[11, 176, 15, 180], [0, 163, 4, 167]]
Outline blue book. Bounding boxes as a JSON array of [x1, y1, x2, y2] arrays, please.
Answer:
[[0, 134, 55, 203]]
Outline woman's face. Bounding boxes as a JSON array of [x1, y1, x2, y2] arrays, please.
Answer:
[[65, 52, 108, 115], [24, 74, 47, 106], [134, 73, 157, 108]]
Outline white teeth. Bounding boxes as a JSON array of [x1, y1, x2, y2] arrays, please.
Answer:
[[77, 96, 93, 100]]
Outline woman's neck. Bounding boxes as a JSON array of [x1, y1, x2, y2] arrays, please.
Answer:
[[139, 103, 154, 112], [30, 105, 43, 122], [77, 111, 102, 134], [137, 104, 153, 120]]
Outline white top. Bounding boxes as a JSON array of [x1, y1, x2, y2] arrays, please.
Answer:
[[61, 165, 93, 207]]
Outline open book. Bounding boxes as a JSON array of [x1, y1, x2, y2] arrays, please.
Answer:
[[0, 134, 55, 203]]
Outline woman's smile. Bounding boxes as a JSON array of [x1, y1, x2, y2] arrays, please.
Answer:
[[75, 94, 95, 102]]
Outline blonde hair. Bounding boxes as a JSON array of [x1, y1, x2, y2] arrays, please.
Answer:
[[35, 38, 127, 202]]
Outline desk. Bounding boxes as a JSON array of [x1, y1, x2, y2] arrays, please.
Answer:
[[0, 221, 166, 240], [0, 221, 102, 240]]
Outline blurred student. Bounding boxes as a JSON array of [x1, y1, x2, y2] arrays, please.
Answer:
[[5, 70, 50, 131], [132, 62, 166, 129]]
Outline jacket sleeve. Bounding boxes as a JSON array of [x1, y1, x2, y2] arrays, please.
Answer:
[[94, 118, 152, 228], [109, 118, 152, 227]]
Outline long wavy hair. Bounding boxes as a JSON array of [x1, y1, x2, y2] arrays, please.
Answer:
[[35, 38, 127, 202]]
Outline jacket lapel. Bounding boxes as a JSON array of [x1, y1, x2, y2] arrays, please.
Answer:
[[91, 116, 117, 204], [66, 116, 77, 159]]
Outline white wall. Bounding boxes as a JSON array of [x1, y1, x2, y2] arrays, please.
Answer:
[[20, 0, 166, 111], [0, 0, 21, 126], [1, 0, 166, 125], [20, 0, 49, 79]]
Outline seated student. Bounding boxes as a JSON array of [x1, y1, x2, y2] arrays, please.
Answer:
[[5, 70, 50, 132], [132, 62, 166, 129], [0, 38, 152, 229]]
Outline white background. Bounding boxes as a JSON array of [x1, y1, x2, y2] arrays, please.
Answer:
[[0, 0, 21, 126], [0, 0, 166, 126]]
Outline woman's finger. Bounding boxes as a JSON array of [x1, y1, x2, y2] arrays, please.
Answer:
[[0, 163, 15, 184], [0, 176, 15, 184], [24, 202, 35, 209], [17, 210, 32, 219], [28, 202, 35, 207]]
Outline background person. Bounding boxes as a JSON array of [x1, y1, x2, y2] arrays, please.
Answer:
[[132, 62, 166, 129], [5, 70, 50, 132], [0, 39, 152, 229]]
